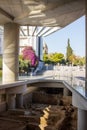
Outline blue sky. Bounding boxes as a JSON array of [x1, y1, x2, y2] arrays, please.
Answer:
[[44, 16, 85, 57]]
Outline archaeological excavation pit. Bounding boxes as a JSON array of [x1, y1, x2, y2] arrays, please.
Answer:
[[0, 81, 77, 130]]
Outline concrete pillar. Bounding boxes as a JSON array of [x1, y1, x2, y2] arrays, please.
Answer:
[[79, 3, 87, 129], [0, 95, 2, 103], [78, 109, 87, 130], [3, 23, 19, 83], [63, 87, 72, 96], [85, 0, 87, 93], [37, 36, 43, 60], [6, 85, 27, 110], [7, 94, 16, 109], [72, 91, 87, 130], [16, 94, 23, 108]]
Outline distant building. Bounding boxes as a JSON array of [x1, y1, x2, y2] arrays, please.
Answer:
[[0, 26, 44, 60], [0, 26, 59, 59], [19, 26, 43, 60]]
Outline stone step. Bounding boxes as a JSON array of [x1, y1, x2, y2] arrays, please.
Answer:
[[0, 118, 25, 130], [27, 123, 46, 130], [8, 109, 25, 115]]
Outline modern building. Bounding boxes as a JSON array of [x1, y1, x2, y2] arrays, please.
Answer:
[[0, 25, 60, 60], [20, 26, 60, 60], [0, 1, 86, 130]]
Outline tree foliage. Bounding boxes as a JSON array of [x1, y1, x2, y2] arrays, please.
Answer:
[[69, 54, 76, 65], [73, 56, 85, 66], [43, 52, 65, 64], [49, 53, 64, 64], [22, 46, 38, 67], [66, 39, 73, 63], [19, 55, 29, 69], [43, 53, 50, 63], [19, 46, 39, 75]]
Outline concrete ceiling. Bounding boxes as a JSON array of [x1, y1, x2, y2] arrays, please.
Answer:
[[0, 0, 85, 27]]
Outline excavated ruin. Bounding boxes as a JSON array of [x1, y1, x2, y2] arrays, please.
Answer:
[[0, 88, 77, 130]]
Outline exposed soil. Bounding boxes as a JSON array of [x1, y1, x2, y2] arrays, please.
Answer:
[[0, 91, 77, 130]]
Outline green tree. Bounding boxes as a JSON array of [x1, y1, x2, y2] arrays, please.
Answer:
[[70, 56, 85, 66], [81, 57, 85, 65], [19, 55, 29, 73], [43, 53, 64, 64], [69, 54, 76, 65], [43, 53, 51, 64], [78, 57, 85, 66], [49, 53, 64, 64], [43, 53, 65, 65], [66, 39, 73, 63]]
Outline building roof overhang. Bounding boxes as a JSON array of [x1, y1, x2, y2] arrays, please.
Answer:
[[0, 0, 85, 27]]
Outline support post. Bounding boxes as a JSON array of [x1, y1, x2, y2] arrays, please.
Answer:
[[63, 87, 72, 96], [3, 23, 19, 83], [85, 0, 87, 95], [78, 109, 87, 130], [7, 94, 16, 109], [16, 94, 23, 108]]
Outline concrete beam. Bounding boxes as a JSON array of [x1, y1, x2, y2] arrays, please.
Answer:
[[0, 8, 14, 20]]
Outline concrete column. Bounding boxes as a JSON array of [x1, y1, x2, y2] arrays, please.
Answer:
[[63, 87, 72, 96], [37, 36, 43, 60], [85, 0, 87, 94], [72, 91, 87, 130], [0, 95, 2, 103], [7, 94, 16, 109], [16, 94, 23, 108], [78, 109, 87, 130], [3, 23, 19, 83]]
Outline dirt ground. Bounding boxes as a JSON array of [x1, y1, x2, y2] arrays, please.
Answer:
[[0, 94, 77, 130]]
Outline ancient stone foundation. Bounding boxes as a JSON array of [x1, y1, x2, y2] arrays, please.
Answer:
[[0, 90, 77, 130]]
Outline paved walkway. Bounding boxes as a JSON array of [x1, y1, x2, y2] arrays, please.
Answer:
[[19, 66, 85, 81]]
